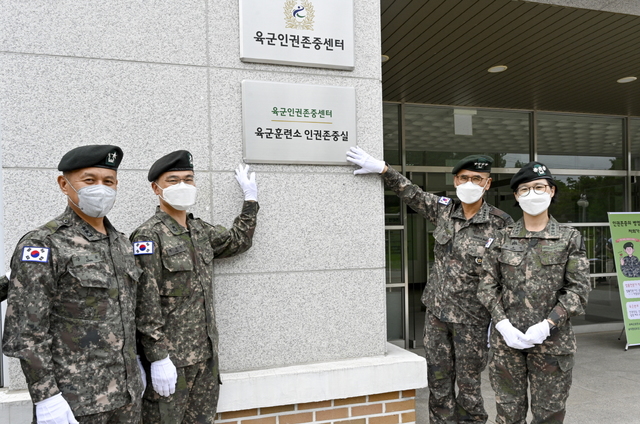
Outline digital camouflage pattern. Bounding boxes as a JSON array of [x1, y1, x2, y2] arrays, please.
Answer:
[[75, 396, 141, 424], [384, 168, 513, 325], [478, 216, 590, 355], [621, 254, 640, 278], [478, 216, 590, 423], [384, 167, 513, 424], [131, 201, 258, 417], [424, 315, 489, 424], [141, 357, 220, 424], [0, 274, 7, 302], [2, 207, 143, 417], [490, 350, 573, 424]]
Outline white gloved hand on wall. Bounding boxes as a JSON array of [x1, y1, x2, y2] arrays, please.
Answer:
[[235, 164, 258, 202], [346, 147, 386, 175]]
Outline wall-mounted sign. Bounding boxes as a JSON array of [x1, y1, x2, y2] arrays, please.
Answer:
[[242, 80, 356, 165], [239, 0, 355, 70]]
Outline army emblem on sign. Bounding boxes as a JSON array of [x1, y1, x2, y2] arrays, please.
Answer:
[[284, 0, 315, 31]]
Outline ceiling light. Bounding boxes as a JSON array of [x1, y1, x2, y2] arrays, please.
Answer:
[[617, 76, 637, 83], [381, 55, 390, 63], [488, 65, 508, 73]]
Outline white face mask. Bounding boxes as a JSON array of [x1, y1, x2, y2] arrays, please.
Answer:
[[158, 182, 197, 211], [518, 192, 552, 216], [456, 181, 487, 204], [65, 178, 117, 218]]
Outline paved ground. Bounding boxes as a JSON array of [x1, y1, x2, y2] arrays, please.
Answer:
[[411, 330, 640, 424]]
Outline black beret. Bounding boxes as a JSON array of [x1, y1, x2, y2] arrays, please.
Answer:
[[148, 150, 194, 182], [510, 161, 554, 191], [624, 242, 635, 250], [58, 145, 123, 172], [451, 155, 493, 174]]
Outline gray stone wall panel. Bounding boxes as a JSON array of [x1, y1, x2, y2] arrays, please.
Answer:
[[0, 0, 207, 65], [215, 269, 387, 372]]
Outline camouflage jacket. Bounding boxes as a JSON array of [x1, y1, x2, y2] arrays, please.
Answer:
[[0, 275, 7, 302], [131, 202, 258, 372], [478, 216, 591, 355], [384, 168, 513, 325], [621, 255, 640, 278], [2, 207, 143, 416]]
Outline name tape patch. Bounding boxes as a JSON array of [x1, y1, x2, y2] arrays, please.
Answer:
[[133, 241, 154, 255], [438, 196, 451, 206], [22, 246, 50, 263]]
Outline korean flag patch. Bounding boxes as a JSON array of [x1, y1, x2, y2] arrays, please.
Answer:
[[133, 241, 154, 255], [22, 246, 50, 263], [438, 196, 451, 206]]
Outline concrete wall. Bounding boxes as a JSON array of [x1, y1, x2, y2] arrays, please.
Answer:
[[0, 0, 386, 391]]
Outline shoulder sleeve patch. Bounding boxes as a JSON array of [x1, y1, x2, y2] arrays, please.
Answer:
[[133, 241, 155, 255], [438, 196, 451, 205], [21, 246, 50, 263]]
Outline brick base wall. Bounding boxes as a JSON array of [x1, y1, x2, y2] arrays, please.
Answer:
[[216, 391, 416, 424]]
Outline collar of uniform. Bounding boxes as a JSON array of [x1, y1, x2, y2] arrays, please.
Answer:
[[509, 215, 561, 239], [451, 199, 491, 223], [61, 206, 111, 241], [155, 206, 191, 235]]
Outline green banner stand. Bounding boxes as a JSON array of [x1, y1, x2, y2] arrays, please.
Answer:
[[607, 212, 640, 350]]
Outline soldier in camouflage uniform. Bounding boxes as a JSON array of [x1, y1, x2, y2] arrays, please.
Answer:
[[348, 148, 513, 424], [132, 150, 259, 424], [2, 145, 145, 424], [478, 162, 590, 424], [620, 242, 640, 278]]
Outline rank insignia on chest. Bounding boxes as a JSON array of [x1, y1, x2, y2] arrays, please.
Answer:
[[133, 241, 154, 255], [21, 246, 50, 263], [475, 257, 483, 265], [439, 197, 451, 205], [485, 238, 494, 248]]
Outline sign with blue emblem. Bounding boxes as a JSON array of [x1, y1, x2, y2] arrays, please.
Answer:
[[133, 241, 154, 255], [240, 0, 354, 70]]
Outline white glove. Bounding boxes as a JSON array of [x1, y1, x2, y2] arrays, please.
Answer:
[[151, 355, 177, 397], [495, 319, 535, 350], [35, 393, 78, 424], [235, 164, 257, 201], [524, 320, 551, 344], [346, 147, 386, 175], [137, 355, 147, 397]]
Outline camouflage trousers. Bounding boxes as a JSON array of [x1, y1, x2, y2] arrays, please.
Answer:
[[424, 313, 489, 424], [142, 357, 220, 424], [33, 396, 142, 424], [489, 348, 574, 424]]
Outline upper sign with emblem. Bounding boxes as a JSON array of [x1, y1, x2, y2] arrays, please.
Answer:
[[239, 0, 354, 70]]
